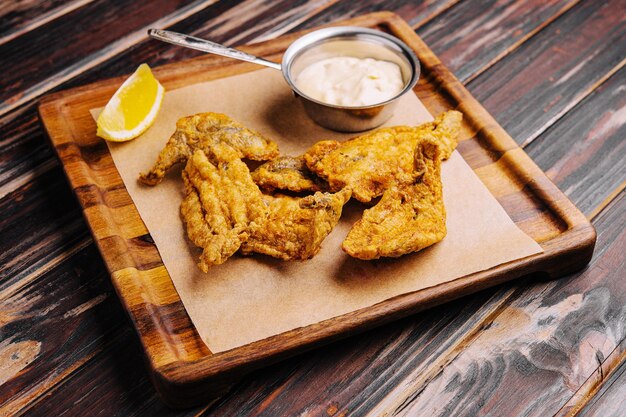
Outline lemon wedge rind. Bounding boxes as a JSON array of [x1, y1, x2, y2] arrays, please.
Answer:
[[96, 63, 164, 142]]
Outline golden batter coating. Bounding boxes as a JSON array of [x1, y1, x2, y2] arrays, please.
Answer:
[[342, 138, 446, 260], [181, 146, 267, 271], [429, 109, 462, 160], [303, 110, 462, 203], [140, 113, 279, 185], [241, 188, 352, 261], [252, 155, 324, 193]]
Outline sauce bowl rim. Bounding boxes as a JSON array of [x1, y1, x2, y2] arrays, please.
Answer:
[[281, 26, 421, 110]]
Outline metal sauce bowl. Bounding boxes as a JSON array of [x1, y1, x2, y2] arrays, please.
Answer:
[[281, 27, 420, 132], [149, 27, 420, 132]]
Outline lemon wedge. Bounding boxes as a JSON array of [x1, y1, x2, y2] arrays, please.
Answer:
[[96, 63, 164, 142]]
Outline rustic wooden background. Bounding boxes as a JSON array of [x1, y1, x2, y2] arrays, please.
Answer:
[[0, 0, 624, 416]]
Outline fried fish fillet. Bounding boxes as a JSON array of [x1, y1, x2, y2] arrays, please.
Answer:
[[181, 145, 267, 271], [342, 138, 446, 259], [241, 188, 352, 261], [428, 110, 462, 160], [252, 155, 324, 193], [140, 113, 279, 185], [304, 110, 462, 202]]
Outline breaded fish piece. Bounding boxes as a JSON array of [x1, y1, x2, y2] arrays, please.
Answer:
[[304, 110, 461, 202], [430, 110, 462, 160], [181, 145, 267, 271], [342, 138, 446, 259], [252, 155, 324, 193], [241, 188, 352, 261], [140, 113, 279, 185]]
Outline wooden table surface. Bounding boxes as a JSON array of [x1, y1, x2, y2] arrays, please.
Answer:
[[1, 1, 624, 416]]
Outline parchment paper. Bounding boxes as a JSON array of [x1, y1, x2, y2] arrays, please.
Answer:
[[91, 68, 542, 353]]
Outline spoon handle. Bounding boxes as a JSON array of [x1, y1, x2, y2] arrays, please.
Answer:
[[148, 29, 282, 71]]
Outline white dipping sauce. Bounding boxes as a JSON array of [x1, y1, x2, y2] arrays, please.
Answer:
[[294, 57, 404, 107]]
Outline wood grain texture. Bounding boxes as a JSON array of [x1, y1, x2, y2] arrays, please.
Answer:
[[0, 0, 338, 207], [292, 0, 459, 30], [0, 242, 118, 417], [0, 0, 594, 206], [200, 61, 626, 416], [556, 337, 626, 417], [37, 12, 594, 407], [0, 0, 94, 45], [1, 1, 625, 415], [0, 168, 87, 288], [0, 0, 230, 118], [417, 0, 579, 82], [0, 0, 203, 112], [466, 0, 626, 147], [575, 340, 626, 417], [527, 65, 626, 216], [381, 192, 625, 417]]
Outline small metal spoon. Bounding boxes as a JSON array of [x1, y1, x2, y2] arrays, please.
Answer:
[[148, 29, 282, 71], [148, 27, 420, 132]]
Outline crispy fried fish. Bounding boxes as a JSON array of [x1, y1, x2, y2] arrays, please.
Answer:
[[342, 138, 446, 259], [140, 113, 279, 185], [304, 110, 461, 202], [251, 155, 324, 193], [181, 145, 267, 271], [241, 188, 352, 261], [427, 110, 462, 160]]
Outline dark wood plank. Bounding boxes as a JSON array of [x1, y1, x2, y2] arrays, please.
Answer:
[[195, 36, 626, 415], [292, 0, 459, 30], [526, 65, 626, 216], [0, 2, 623, 415], [7, 300, 204, 417], [0, 114, 54, 200], [366, 195, 625, 416], [0, 0, 235, 117], [0, 166, 88, 289], [466, 0, 626, 147], [198, 58, 626, 411], [189, 0, 338, 46], [555, 337, 626, 417], [417, 0, 579, 82], [0, 0, 92, 45], [0, 242, 122, 416], [576, 350, 626, 417], [0, 0, 578, 195], [38, 10, 598, 406]]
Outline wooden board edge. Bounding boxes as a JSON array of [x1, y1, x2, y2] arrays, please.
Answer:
[[36, 10, 599, 407], [36, 11, 400, 109], [37, 99, 203, 371], [383, 15, 595, 236], [149, 226, 596, 408]]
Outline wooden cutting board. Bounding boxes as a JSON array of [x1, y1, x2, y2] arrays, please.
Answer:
[[38, 12, 595, 408]]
